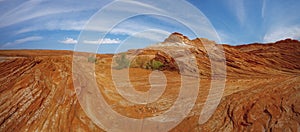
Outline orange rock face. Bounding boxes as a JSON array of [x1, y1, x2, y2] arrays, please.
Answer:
[[0, 34, 300, 131]]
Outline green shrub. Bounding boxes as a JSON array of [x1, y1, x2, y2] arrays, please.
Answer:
[[148, 60, 164, 70], [113, 54, 164, 70], [88, 56, 97, 63], [114, 53, 130, 69]]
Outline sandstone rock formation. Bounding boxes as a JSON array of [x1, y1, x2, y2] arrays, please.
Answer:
[[0, 34, 299, 131]]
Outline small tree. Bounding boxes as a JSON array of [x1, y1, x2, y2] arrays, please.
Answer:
[[114, 53, 130, 69]]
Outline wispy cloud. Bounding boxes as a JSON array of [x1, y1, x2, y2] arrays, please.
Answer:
[[2, 36, 43, 47], [83, 0, 219, 41], [262, 0, 300, 43], [227, 0, 246, 25], [15, 20, 87, 34], [134, 29, 170, 42], [0, 0, 109, 28], [263, 26, 300, 42], [1, 0, 222, 50], [261, 0, 267, 18], [83, 1, 165, 33], [59, 37, 78, 44], [83, 38, 121, 44], [111, 0, 165, 13]]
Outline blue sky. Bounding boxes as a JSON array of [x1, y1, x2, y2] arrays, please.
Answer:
[[0, 0, 300, 53]]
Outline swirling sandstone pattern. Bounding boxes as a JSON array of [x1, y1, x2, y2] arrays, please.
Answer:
[[0, 34, 299, 131]]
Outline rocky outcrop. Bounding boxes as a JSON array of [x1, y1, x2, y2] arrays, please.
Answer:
[[196, 76, 300, 131], [0, 53, 104, 131]]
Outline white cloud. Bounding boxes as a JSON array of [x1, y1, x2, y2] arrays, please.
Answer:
[[263, 26, 300, 43], [2, 36, 43, 47], [83, 38, 121, 44], [59, 37, 78, 44]]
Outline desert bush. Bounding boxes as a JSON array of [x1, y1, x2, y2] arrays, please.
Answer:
[[114, 53, 130, 69], [130, 56, 151, 68], [148, 60, 164, 70], [88, 56, 97, 63], [114, 54, 164, 70]]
